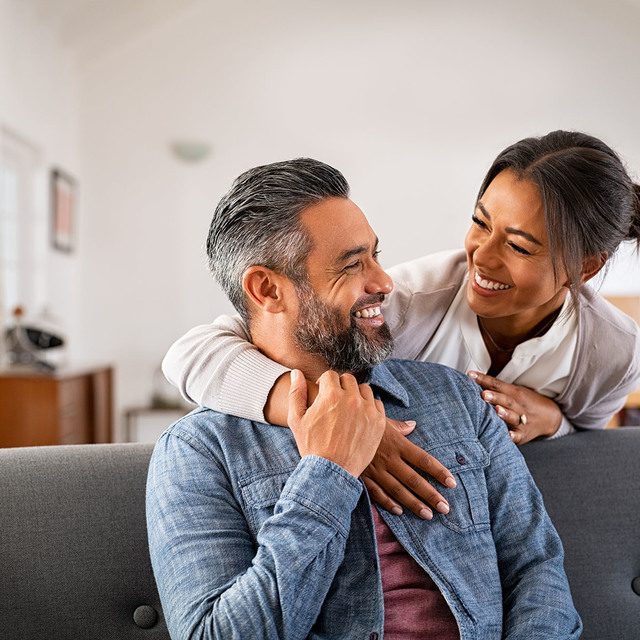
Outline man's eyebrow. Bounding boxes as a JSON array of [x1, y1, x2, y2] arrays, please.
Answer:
[[476, 202, 543, 246], [335, 237, 380, 264]]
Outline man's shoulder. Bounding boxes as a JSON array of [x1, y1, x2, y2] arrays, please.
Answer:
[[160, 407, 253, 453], [374, 360, 495, 445], [375, 359, 483, 410], [168, 406, 244, 432], [384, 358, 474, 386]]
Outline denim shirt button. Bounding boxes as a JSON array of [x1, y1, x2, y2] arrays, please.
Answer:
[[369, 633, 379, 640], [456, 454, 467, 465]]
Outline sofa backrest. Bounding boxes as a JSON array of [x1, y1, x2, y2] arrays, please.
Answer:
[[521, 427, 640, 640], [0, 443, 168, 640], [1, 430, 639, 639]]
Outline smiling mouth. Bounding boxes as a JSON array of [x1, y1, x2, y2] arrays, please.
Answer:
[[474, 271, 511, 291], [353, 305, 382, 319]]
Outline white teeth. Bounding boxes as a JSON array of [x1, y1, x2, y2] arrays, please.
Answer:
[[474, 272, 511, 291], [354, 306, 381, 319]]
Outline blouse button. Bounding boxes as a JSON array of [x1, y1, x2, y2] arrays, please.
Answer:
[[456, 454, 467, 465]]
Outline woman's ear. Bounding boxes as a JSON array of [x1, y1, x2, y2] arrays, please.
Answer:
[[242, 266, 289, 314], [580, 252, 608, 285]]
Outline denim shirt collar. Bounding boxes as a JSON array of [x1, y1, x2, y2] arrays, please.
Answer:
[[363, 361, 411, 408]]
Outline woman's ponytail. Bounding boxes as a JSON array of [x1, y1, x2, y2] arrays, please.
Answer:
[[629, 183, 640, 246]]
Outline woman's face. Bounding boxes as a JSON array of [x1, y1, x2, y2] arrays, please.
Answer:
[[464, 169, 569, 324]]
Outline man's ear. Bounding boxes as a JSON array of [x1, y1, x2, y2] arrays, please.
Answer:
[[580, 252, 608, 285], [242, 266, 290, 314]]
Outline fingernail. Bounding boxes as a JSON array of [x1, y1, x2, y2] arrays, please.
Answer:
[[484, 392, 493, 401], [390, 506, 403, 516], [445, 476, 457, 488], [509, 430, 516, 441], [404, 420, 416, 428], [467, 371, 478, 379], [497, 406, 506, 416], [419, 508, 433, 520], [291, 369, 301, 383], [436, 501, 449, 514]]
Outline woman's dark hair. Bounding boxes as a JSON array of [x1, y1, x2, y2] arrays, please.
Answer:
[[477, 130, 640, 299]]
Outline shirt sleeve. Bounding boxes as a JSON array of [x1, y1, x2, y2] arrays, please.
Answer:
[[477, 402, 582, 638], [146, 431, 363, 640], [547, 415, 576, 439], [162, 315, 290, 422]]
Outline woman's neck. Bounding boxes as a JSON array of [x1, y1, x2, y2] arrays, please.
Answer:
[[479, 302, 566, 376]]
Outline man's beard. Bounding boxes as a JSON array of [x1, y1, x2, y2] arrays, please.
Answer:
[[293, 283, 394, 375]]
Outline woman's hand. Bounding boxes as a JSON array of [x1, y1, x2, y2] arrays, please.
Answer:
[[467, 371, 563, 444], [362, 418, 457, 520]]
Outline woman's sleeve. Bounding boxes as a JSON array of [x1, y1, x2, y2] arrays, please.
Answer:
[[555, 294, 640, 432], [558, 348, 640, 432], [162, 315, 290, 422]]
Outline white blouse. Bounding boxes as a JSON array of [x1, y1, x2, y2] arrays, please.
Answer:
[[419, 276, 578, 437]]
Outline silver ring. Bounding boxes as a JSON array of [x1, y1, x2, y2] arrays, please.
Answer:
[[519, 413, 527, 426]]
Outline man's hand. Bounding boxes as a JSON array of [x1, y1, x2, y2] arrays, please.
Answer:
[[467, 371, 563, 444], [287, 369, 386, 478]]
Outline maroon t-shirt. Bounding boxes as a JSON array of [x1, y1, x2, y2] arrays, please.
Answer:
[[372, 507, 459, 639]]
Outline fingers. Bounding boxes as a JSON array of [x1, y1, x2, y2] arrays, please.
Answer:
[[400, 440, 457, 490], [316, 369, 341, 393], [468, 371, 511, 393], [338, 371, 359, 390], [492, 403, 522, 428], [388, 417, 417, 435], [480, 387, 524, 429], [380, 420, 456, 489], [364, 468, 436, 520], [287, 369, 308, 428], [365, 423, 457, 519], [362, 475, 403, 516]]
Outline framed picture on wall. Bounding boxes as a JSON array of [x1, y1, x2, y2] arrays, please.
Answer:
[[51, 168, 76, 253]]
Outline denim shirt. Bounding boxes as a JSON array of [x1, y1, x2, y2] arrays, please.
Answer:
[[146, 359, 582, 640]]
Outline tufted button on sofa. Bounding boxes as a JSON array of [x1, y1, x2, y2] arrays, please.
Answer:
[[1, 429, 639, 639], [0, 443, 169, 640]]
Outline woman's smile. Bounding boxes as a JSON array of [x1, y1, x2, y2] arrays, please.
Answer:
[[472, 270, 512, 292]]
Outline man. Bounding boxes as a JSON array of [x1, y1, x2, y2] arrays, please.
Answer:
[[146, 158, 581, 639]]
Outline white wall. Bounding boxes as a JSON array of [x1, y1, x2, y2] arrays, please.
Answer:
[[4, 0, 640, 439], [0, 0, 82, 354]]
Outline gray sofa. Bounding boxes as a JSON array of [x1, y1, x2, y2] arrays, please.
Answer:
[[1, 428, 639, 639]]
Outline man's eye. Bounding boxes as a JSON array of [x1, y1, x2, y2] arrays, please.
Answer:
[[344, 261, 362, 272], [372, 250, 381, 262]]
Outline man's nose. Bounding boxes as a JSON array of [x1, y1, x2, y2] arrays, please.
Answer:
[[365, 261, 393, 295]]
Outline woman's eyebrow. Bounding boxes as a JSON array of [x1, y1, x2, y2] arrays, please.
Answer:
[[476, 201, 543, 246]]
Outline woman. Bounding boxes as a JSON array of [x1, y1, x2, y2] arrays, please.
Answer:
[[163, 130, 640, 518]]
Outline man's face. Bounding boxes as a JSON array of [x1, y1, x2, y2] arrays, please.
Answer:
[[292, 197, 394, 374]]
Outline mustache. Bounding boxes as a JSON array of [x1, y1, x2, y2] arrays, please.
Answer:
[[350, 294, 386, 315]]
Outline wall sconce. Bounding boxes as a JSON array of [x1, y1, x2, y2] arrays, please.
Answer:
[[170, 140, 211, 163]]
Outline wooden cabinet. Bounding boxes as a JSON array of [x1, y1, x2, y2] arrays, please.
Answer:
[[0, 366, 113, 447]]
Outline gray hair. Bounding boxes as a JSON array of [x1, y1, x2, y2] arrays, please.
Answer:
[[206, 158, 350, 323]]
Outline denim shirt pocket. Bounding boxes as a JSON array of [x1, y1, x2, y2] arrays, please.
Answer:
[[239, 468, 296, 534], [424, 439, 491, 534]]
